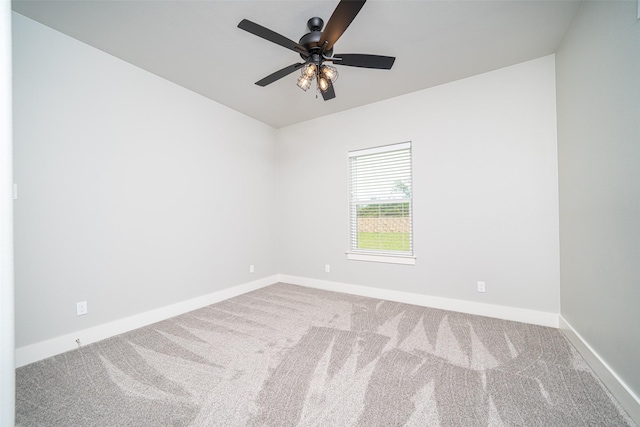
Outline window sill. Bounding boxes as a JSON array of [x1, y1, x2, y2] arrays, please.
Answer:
[[346, 252, 416, 265]]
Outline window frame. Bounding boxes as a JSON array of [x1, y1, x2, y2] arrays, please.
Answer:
[[346, 142, 416, 265]]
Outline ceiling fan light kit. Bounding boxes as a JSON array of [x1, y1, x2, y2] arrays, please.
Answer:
[[238, 0, 395, 101], [297, 62, 338, 94]]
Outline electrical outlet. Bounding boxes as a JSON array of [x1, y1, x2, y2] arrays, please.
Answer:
[[249, 264, 254, 273], [477, 281, 486, 293], [325, 264, 331, 273], [76, 301, 88, 316]]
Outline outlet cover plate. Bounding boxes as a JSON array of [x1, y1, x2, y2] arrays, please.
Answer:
[[76, 301, 88, 316]]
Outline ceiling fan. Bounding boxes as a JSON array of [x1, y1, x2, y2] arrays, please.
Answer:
[[237, 0, 395, 101]]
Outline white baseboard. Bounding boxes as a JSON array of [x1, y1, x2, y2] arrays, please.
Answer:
[[15, 275, 278, 368], [278, 274, 559, 328], [15, 274, 560, 367], [559, 316, 640, 424]]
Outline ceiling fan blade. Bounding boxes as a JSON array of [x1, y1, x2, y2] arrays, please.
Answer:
[[318, 0, 366, 52], [255, 63, 304, 87], [332, 54, 395, 69], [238, 19, 308, 56], [321, 80, 336, 101]]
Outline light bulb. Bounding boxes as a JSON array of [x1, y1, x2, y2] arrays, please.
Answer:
[[321, 65, 338, 82], [318, 77, 329, 92], [303, 63, 316, 77], [297, 75, 312, 91]]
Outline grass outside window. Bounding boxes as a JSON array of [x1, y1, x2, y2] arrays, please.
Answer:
[[357, 232, 410, 252]]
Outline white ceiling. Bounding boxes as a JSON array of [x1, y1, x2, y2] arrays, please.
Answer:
[[12, 0, 581, 128]]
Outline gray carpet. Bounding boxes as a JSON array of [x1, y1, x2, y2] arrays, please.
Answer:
[[16, 283, 635, 426]]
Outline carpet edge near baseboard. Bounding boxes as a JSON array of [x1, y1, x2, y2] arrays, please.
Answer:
[[14, 274, 278, 368], [559, 316, 640, 425], [279, 274, 559, 328], [16, 274, 559, 367]]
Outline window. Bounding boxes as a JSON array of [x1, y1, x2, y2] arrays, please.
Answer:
[[348, 142, 415, 265]]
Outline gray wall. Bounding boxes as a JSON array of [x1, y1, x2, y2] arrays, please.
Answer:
[[1, 1, 15, 424], [556, 1, 640, 399], [13, 14, 278, 348], [277, 56, 561, 314]]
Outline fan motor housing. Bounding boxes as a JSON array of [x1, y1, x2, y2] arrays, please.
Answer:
[[299, 17, 333, 59]]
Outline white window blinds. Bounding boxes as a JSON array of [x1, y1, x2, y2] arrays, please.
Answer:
[[349, 142, 412, 256]]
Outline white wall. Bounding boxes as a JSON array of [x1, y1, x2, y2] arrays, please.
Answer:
[[1, 2, 15, 425], [556, 0, 640, 419], [277, 55, 560, 314], [12, 13, 278, 349]]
